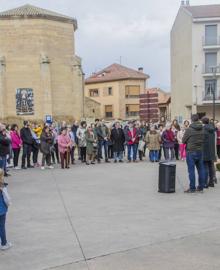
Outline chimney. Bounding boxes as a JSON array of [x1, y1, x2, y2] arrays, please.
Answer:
[[186, 0, 190, 5], [181, 0, 185, 5], [138, 67, 144, 73]]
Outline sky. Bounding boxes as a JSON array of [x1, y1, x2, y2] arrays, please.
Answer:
[[1, 0, 220, 91]]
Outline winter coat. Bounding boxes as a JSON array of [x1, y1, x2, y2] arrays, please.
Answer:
[[162, 129, 175, 148], [85, 131, 96, 155], [20, 127, 33, 145], [110, 128, 125, 152], [0, 190, 7, 215], [182, 122, 204, 152], [10, 130, 22, 149], [125, 128, 139, 145], [76, 127, 87, 147], [96, 125, 110, 141], [203, 124, 216, 161], [58, 134, 71, 154], [40, 132, 53, 155], [145, 131, 161, 151], [0, 132, 10, 157], [217, 129, 220, 146]]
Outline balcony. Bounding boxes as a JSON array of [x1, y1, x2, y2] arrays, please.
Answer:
[[202, 91, 220, 103], [203, 36, 220, 50], [202, 65, 220, 77]]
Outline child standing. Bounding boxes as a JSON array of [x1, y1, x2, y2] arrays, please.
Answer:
[[0, 169, 12, 250]]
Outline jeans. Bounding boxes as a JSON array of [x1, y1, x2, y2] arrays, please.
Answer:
[[32, 146, 39, 164], [0, 156, 7, 173], [98, 141, 108, 161], [12, 148, 20, 167], [149, 150, 159, 162], [186, 151, 205, 190], [127, 144, 138, 161], [113, 151, 123, 161], [164, 147, 175, 160], [204, 160, 215, 185], [0, 214, 7, 246], [22, 144, 32, 168], [80, 147, 86, 162], [41, 153, 51, 167]]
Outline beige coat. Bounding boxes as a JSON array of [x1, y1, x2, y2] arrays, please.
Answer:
[[145, 131, 161, 151]]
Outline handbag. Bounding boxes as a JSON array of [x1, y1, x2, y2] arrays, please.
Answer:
[[138, 140, 146, 152], [2, 187, 12, 207]]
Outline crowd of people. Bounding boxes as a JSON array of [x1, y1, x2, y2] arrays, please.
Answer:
[[0, 117, 219, 173], [0, 115, 220, 250]]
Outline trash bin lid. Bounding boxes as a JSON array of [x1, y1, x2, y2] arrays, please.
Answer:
[[159, 162, 176, 166]]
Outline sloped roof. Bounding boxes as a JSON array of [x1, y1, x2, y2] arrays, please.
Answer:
[[85, 63, 149, 84], [0, 4, 77, 28], [183, 4, 220, 18], [146, 88, 171, 105]]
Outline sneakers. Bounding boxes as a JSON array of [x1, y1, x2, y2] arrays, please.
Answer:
[[41, 166, 45, 170], [48, 166, 54, 169], [196, 187, 204, 193], [184, 188, 196, 193], [14, 166, 20, 170], [0, 242, 12, 251]]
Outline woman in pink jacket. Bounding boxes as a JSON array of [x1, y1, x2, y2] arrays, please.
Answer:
[[58, 127, 71, 169], [10, 124, 22, 169]]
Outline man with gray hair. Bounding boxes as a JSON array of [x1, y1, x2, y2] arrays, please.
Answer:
[[182, 114, 205, 193]]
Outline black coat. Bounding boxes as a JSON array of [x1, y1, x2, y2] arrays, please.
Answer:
[[203, 124, 216, 161], [110, 128, 125, 152], [0, 132, 10, 157], [20, 127, 33, 145]]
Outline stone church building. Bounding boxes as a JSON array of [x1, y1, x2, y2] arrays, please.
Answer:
[[0, 4, 95, 123]]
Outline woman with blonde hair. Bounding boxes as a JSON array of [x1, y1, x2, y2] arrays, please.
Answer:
[[0, 169, 12, 250]]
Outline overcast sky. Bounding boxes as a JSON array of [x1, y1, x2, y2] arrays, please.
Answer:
[[1, 0, 220, 91]]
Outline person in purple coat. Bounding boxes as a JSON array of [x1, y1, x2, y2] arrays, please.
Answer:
[[162, 123, 175, 160]]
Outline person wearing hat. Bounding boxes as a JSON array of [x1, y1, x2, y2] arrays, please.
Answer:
[[0, 169, 12, 250], [20, 121, 34, 169]]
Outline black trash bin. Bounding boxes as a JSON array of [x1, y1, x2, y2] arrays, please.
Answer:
[[158, 162, 176, 193]]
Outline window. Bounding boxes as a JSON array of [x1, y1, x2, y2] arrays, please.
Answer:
[[205, 25, 217, 46], [126, 104, 140, 117], [125, 85, 140, 98], [108, 87, 113, 96], [105, 105, 113, 118], [205, 79, 216, 100], [16, 88, 34, 115], [205, 52, 217, 73], [89, 89, 99, 97]]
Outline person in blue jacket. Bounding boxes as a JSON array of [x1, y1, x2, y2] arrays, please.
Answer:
[[0, 169, 12, 250]]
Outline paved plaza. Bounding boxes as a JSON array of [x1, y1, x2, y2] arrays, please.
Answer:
[[1, 160, 220, 270]]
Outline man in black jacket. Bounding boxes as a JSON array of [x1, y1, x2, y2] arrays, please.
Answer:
[[20, 121, 33, 169], [182, 114, 205, 193], [0, 125, 10, 176], [202, 117, 216, 188]]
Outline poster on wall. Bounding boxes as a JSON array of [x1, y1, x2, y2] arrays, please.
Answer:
[[16, 88, 34, 115]]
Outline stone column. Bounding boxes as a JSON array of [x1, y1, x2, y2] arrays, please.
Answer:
[[40, 54, 53, 118], [0, 56, 6, 120]]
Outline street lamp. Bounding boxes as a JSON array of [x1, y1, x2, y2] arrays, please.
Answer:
[[210, 66, 219, 122]]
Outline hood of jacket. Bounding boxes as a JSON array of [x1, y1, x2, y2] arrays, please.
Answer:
[[190, 121, 203, 131]]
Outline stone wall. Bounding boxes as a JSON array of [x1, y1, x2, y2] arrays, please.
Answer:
[[0, 18, 83, 121]]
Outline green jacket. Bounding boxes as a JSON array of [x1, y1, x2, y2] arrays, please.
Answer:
[[85, 131, 96, 155], [182, 122, 204, 152]]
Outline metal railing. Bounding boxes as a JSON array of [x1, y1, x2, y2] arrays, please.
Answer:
[[202, 90, 220, 101]]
